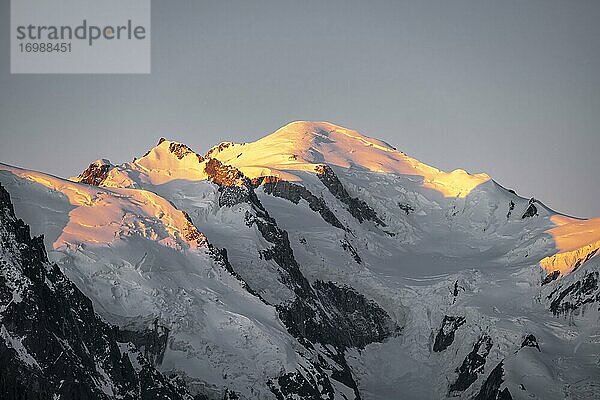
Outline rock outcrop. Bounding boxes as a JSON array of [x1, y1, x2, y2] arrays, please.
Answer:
[[75, 159, 112, 186], [449, 335, 493, 395], [433, 315, 466, 352], [315, 164, 385, 226]]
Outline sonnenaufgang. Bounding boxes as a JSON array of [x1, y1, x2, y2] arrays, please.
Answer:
[[15, 19, 147, 46]]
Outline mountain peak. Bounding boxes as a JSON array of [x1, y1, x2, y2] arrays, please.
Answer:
[[145, 138, 201, 160], [70, 122, 490, 198], [126, 138, 207, 184], [73, 159, 113, 186], [259, 120, 397, 153], [208, 121, 491, 197], [134, 138, 204, 169], [92, 158, 111, 166]]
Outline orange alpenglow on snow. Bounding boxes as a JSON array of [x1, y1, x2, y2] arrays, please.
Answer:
[[1, 164, 206, 251], [540, 215, 600, 275], [209, 121, 490, 198], [130, 139, 208, 185]]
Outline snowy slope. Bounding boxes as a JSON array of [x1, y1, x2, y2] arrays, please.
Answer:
[[0, 165, 354, 399], [1, 120, 599, 399], [206, 121, 600, 272], [0, 182, 195, 400]]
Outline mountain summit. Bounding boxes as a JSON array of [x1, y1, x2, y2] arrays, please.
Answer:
[[206, 121, 491, 197], [1, 121, 599, 399]]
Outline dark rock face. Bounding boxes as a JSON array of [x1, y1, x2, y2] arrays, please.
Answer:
[[497, 389, 514, 400], [204, 158, 258, 208], [204, 142, 234, 159], [571, 249, 598, 274], [114, 319, 170, 367], [340, 237, 362, 264], [204, 158, 247, 188], [433, 316, 466, 352], [541, 270, 560, 286], [269, 343, 372, 400], [521, 199, 538, 219], [474, 361, 513, 400], [520, 334, 540, 352], [168, 142, 204, 162], [269, 366, 335, 400], [453, 280, 461, 297], [549, 271, 599, 316], [506, 201, 515, 219], [208, 244, 264, 301], [259, 178, 345, 230], [0, 183, 192, 400], [76, 160, 112, 186], [315, 164, 385, 226], [249, 175, 281, 187], [398, 203, 415, 215], [183, 222, 208, 248], [138, 364, 192, 400], [449, 335, 493, 395], [267, 344, 358, 400], [312, 281, 399, 349]]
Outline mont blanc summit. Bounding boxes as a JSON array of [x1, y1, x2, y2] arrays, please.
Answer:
[[1, 121, 599, 399]]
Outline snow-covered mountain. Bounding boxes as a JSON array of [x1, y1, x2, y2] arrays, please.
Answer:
[[1, 121, 599, 399], [0, 182, 196, 400]]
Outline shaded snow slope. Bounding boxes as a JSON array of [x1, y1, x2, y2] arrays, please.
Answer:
[[1, 162, 384, 399], [0, 167, 347, 399], [0, 182, 194, 400]]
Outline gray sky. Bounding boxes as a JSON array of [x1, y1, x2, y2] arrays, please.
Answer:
[[1, 0, 599, 218]]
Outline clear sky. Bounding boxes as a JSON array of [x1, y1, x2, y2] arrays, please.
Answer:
[[1, 0, 599, 218]]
